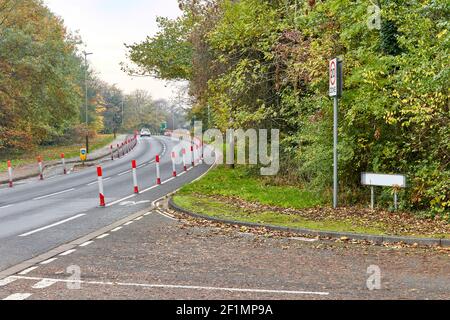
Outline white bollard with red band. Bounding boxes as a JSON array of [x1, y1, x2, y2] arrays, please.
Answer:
[[97, 166, 106, 207], [7, 160, 13, 188], [171, 152, 177, 177], [191, 145, 195, 167], [156, 155, 161, 185], [182, 148, 187, 172], [38, 156, 43, 180], [132, 160, 139, 194], [110, 145, 114, 161], [61, 153, 67, 174]]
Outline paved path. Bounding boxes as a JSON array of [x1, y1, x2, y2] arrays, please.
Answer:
[[0, 203, 448, 300]]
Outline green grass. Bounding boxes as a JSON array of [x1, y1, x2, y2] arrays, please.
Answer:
[[174, 165, 449, 238], [0, 134, 115, 172], [174, 194, 386, 235], [178, 165, 325, 209]]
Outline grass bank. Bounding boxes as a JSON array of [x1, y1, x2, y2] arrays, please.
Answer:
[[173, 165, 450, 239], [0, 134, 115, 172]]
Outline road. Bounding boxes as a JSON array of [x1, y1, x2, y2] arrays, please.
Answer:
[[0, 136, 211, 272], [0, 202, 448, 300]]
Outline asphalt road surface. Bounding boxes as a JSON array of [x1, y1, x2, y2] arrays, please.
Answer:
[[0, 136, 211, 272], [0, 203, 448, 300]]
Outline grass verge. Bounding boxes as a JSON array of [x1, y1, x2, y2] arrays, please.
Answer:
[[174, 165, 449, 238], [0, 134, 115, 172]]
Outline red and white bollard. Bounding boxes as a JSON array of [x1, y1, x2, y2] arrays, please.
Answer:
[[116, 144, 120, 159], [156, 155, 161, 185], [132, 160, 139, 194], [191, 145, 195, 167], [61, 153, 67, 174], [7, 160, 13, 188], [110, 145, 114, 161], [182, 148, 187, 172], [97, 166, 106, 207], [171, 152, 177, 177], [37, 156, 44, 180]]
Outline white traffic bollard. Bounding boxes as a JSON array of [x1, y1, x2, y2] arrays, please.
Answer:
[[191, 145, 195, 167], [38, 156, 43, 180], [182, 148, 187, 172], [61, 153, 67, 174], [110, 145, 114, 161], [7, 160, 13, 188], [116, 144, 120, 159], [132, 160, 139, 194], [171, 152, 177, 177], [156, 155, 161, 185], [97, 166, 106, 207]]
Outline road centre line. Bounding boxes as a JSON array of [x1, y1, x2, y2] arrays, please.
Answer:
[[33, 188, 75, 200], [19, 214, 86, 237], [87, 177, 111, 186], [59, 249, 76, 256], [10, 276, 330, 296]]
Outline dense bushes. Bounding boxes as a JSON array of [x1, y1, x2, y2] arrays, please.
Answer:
[[126, 0, 449, 216]]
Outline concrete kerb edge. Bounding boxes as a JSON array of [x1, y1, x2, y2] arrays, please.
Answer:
[[168, 198, 449, 248]]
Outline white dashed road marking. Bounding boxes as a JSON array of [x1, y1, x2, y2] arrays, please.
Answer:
[[40, 258, 58, 265], [80, 241, 94, 247], [19, 214, 86, 237], [60, 249, 76, 256], [111, 227, 122, 232], [19, 266, 38, 275], [3, 293, 32, 300], [0, 277, 17, 287], [33, 188, 75, 200], [97, 234, 109, 239]]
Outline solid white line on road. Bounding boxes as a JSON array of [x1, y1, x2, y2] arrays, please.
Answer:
[[40, 258, 58, 265], [80, 241, 94, 247], [32, 279, 57, 289], [18, 266, 38, 275], [33, 188, 75, 200], [59, 249, 76, 256], [0, 277, 17, 287], [156, 210, 177, 221], [11, 276, 330, 296], [3, 293, 32, 300], [0, 204, 13, 210], [111, 227, 122, 232], [19, 214, 86, 237], [97, 234, 109, 239]]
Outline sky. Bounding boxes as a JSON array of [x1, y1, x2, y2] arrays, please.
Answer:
[[44, 0, 183, 101]]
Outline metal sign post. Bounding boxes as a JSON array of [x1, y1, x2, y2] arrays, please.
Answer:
[[329, 58, 343, 209]]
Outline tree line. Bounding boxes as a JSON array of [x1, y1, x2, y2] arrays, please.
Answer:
[[124, 0, 449, 216], [0, 0, 182, 154]]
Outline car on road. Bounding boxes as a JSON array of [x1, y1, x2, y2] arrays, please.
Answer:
[[140, 128, 151, 137]]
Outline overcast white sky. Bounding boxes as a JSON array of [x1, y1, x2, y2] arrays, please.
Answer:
[[44, 0, 182, 101]]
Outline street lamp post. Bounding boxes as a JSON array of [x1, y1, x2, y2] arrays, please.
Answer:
[[83, 51, 93, 153]]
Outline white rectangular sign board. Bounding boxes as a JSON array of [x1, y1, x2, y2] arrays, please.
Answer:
[[361, 173, 406, 188], [329, 58, 338, 97]]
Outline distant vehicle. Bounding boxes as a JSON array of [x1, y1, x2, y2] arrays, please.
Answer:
[[140, 128, 151, 137]]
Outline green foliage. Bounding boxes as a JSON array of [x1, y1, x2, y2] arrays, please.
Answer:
[[127, 0, 449, 216]]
